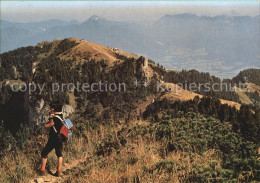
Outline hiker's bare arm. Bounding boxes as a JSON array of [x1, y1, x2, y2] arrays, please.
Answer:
[[45, 118, 54, 129]]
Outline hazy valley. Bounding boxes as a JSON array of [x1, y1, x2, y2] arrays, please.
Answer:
[[1, 14, 259, 78]]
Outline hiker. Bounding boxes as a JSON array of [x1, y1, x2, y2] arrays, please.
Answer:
[[40, 103, 64, 177]]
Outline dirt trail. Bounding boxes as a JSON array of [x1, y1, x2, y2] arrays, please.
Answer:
[[30, 157, 85, 183]]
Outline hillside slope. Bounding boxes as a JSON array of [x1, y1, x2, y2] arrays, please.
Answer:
[[35, 37, 137, 67], [158, 82, 241, 109], [59, 37, 138, 67], [0, 38, 259, 182]]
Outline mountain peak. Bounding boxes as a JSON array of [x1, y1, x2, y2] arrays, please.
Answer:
[[82, 15, 107, 25], [166, 13, 198, 18], [55, 38, 138, 67], [88, 15, 105, 21], [157, 13, 198, 22]]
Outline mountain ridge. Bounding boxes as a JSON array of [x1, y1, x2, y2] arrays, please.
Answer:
[[2, 37, 258, 108], [1, 14, 259, 78]]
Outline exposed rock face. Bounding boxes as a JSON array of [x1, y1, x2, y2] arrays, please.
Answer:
[[29, 99, 74, 127], [62, 104, 74, 118], [11, 66, 18, 79], [32, 62, 38, 74], [29, 98, 50, 127], [136, 56, 148, 82]]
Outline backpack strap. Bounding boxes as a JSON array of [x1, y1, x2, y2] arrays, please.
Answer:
[[54, 115, 70, 129], [54, 115, 64, 122], [53, 126, 57, 133], [52, 115, 63, 133]]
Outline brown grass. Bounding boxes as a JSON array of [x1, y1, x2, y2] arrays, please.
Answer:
[[61, 121, 221, 183], [234, 82, 260, 104], [160, 82, 241, 109], [59, 38, 138, 68], [0, 119, 222, 183]]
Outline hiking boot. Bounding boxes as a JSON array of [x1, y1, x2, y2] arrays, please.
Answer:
[[39, 170, 47, 176], [54, 171, 61, 177]]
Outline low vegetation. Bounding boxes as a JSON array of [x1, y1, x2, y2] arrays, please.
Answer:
[[1, 109, 259, 182], [0, 38, 259, 182]]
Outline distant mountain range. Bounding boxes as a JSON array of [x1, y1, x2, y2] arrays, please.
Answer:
[[1, 14, 259, 78]]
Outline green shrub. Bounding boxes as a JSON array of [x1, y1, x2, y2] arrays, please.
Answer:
[[155, 159, 175, 173]]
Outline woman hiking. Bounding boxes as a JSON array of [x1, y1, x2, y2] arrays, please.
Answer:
[[40, 103, 64, 177]]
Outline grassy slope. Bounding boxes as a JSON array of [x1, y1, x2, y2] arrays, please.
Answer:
[[160, 82, 241, 109], [1, 100, 259, 182], [58, 37, 138, 68], [1, 38, 259, 182], [0, 113, 238, 183]]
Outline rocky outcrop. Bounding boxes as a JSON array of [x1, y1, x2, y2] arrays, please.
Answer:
[[29, 98, 50, 127], [11, 66, 19, 79], [136, 56, 148, 82], [62, 104, 74, 118], [29, 99, 74, 127]]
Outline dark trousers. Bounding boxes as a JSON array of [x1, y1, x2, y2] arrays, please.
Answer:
[[41, 137, 63, 158]]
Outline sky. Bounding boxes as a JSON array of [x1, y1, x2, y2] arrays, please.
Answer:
[[1, 1, 259, 23]]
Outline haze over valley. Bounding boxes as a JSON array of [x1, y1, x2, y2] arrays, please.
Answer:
[[1, 1, 259, 78]]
